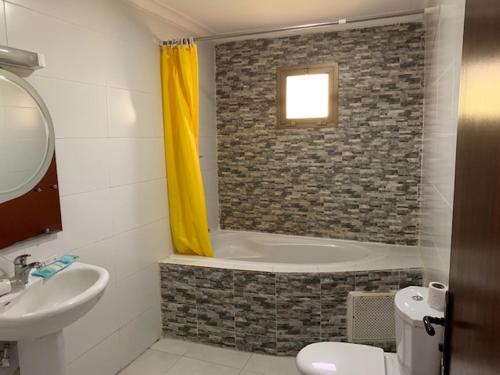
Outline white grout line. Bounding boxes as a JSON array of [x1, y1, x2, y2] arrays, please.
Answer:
[[240, 351, 254, 373]]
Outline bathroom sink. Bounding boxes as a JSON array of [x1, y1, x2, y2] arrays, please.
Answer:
[[0, 262, 109, 341]]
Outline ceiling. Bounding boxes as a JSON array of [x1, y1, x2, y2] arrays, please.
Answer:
[[141, 0, 427, 35]]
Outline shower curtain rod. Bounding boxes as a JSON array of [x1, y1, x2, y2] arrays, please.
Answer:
[[162, 8, 425, 44]]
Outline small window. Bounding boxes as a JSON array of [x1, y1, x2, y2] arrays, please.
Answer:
[[277, 63, 338, 128]]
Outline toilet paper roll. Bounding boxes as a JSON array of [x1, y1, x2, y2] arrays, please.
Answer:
[[427, 281, 448, 311], [0, 279, 11, 297]]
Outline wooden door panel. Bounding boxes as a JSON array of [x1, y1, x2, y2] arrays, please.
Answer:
[[449, 0, 500, 374]]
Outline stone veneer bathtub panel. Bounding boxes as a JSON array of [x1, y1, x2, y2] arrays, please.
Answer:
[[216, 23, 425, 245], [160, 264, 423, 355]]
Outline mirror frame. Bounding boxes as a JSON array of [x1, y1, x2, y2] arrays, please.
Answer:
[[0, 68, 56, 203]]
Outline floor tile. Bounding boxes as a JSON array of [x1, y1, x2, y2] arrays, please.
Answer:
[[244, 353, 301, 375], [120, 349, 180, 375], [151, 337, 193, 356], [184, 343, 251, 369], [124, 336, 302, 375], [165, 357, 240, 375]]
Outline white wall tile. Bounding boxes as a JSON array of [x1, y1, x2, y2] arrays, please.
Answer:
[[5, 3, 107, 85], [422, 131, 457, 204], [6, 0, 153, 45], [206, 197, 219, 232], [64, 284, 120, 363], [0, 233, 58, 272], [1, 0, 197, 370], [198, 42, 216, 139], [203, 171, 219, 231], [57, 189, 113, 252], [0, 1, 6, 45], [197, 42, 219, 231], [108, 138, 164, 187], [73, 238, 117, 285], [1, 189, 113, 263], [27, 76, 107, 139], [111, 179, 167, 235], [119, 306, 162, 369], [112, 219, 170, 281], [105, 39, 160, 93], [137, 9, 187, 42], [107, 87, 163, 138], [116, 264, 161, 327], [199, 135, 217, 159], [421, 0, 465, 284], [199, 142, 217, 174], [67, 332, 120, 375], [55, 139, 109, 196]]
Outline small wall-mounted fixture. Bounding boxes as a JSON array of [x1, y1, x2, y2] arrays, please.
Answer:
[[0, 45, 45, 70], [277, 62, 339, 128]]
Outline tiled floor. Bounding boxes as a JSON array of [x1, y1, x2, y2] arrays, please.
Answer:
[[119, 337, 300, 375]]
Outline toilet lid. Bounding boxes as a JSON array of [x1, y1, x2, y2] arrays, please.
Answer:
[[296, 342, 385, 375]]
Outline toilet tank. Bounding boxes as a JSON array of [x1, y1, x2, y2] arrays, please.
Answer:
[[394, 287, 444, 375]]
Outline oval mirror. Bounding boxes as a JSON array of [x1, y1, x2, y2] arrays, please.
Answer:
[[0, 69, 55, 203]]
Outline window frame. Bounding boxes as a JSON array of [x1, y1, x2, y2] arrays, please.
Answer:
[[276, 62, 339, 129]]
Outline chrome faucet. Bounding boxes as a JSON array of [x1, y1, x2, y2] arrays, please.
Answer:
[[12, 254, 42, 288]]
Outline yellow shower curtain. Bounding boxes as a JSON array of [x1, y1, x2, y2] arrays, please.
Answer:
[[160, 43, 213, 257]]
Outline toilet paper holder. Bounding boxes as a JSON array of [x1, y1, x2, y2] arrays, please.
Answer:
[[423, 315, 446, 336]]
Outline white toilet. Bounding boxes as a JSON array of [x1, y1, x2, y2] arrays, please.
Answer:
[[296, 286, 445, 375]]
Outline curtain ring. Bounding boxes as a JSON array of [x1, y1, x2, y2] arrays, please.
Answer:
[[162, 37, 195, 47]]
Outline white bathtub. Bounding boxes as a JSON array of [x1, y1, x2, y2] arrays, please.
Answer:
[[160, 230, 422, 273]]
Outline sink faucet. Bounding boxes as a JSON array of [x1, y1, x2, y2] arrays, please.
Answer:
[[12, 254, 42, 288]]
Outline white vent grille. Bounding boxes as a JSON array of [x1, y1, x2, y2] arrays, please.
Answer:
[[347, 291, 396, 342]]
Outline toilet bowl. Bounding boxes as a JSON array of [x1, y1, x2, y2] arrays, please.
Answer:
[[296, 286, 444, 375], [297, 342, 385, 374], [296, 343, 401, 375]]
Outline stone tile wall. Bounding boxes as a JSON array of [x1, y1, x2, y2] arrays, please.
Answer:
[[160, 264, 423, 355], [216, 23, 425, 245]]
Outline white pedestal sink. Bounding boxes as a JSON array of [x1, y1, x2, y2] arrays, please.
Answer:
[[0, 262, 109, 375]]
